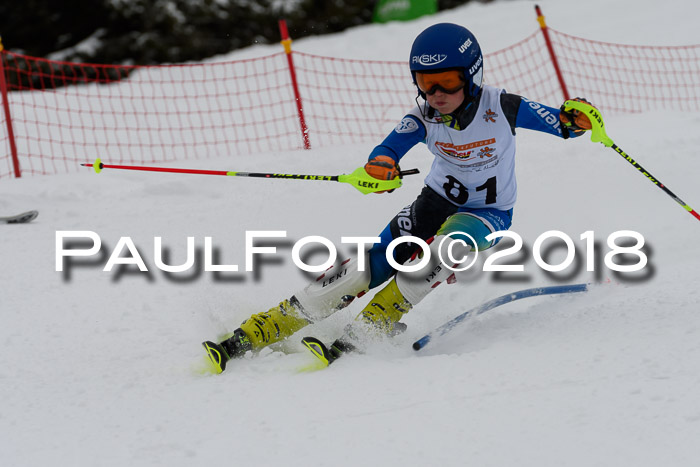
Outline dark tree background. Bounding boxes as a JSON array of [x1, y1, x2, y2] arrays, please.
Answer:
[[0, 0, 481, 65]]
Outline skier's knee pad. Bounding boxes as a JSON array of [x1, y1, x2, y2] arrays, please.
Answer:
[[436, 209, 513, 251], [437, 213, 496, 252], [394, 234, 472, 306], [382, 210, 512, 308], [294, 255, 372, 321]]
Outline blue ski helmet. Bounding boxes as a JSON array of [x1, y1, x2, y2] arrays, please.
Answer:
[[409, 23, 483, 99]]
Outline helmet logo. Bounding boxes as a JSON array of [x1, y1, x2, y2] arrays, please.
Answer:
[[468, 55, 483, 75], [412, 54, 448, 66], [458, 38, 473, 53]]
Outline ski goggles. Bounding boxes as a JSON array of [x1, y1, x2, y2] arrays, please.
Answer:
[[415, 70, 465, 95]]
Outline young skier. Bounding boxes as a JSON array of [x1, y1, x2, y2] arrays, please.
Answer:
[[203, 22, 596, 371]]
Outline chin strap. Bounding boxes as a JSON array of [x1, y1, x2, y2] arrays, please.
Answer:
[[414, 88, 480, 129]]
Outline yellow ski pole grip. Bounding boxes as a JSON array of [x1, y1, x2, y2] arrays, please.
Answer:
[[338, 167, 403, 195], [563, 100, 614, 147]]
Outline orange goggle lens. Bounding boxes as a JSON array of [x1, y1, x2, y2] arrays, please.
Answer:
[[415, 70, 465, 95]]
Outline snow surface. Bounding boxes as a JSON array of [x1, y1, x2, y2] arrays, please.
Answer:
[[2, 1, 700, 466]]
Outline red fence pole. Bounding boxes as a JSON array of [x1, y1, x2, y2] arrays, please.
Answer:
[[0, 40, 21, 178], [535, 5, 570, 101], [278, 19, 311, 150]]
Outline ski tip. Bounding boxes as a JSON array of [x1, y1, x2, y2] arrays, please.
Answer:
[[301, 337, 332, 367], [202, 341, 228, 374], [3, 210, 39, 224]]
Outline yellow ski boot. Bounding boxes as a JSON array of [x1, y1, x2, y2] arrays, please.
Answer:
[[356, 278, 412, 334], [203, 297, 310, 373], [239, 297, 310, 349]]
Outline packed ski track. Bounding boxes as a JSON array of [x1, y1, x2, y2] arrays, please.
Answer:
[[2, 0, 700, 466]]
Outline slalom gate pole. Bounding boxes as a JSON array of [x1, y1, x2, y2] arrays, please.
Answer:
[[413, 283, 589, 351], [534, 5, 570, 101], [278, 19, 311, 150], [563, 100, 700, 222], [81, 158, 419, 195], [0, 41, 21, 178]]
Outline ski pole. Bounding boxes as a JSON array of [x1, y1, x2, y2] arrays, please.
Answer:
[[81, 158, 419, 195], [563, 100, 700, 222], [413, 283, 589, 351]]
